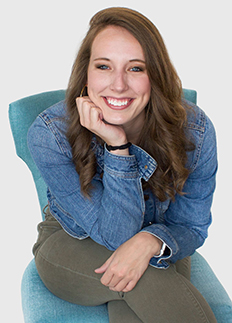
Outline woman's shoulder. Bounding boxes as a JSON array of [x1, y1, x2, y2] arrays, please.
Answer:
[[30, 99, 69, 136], [183, 99, 215, 136], [28, 100, 71, 157], [39, 100, 68, 123], [183, 100, 217, 172]]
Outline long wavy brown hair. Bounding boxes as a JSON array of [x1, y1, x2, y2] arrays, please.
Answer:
[[66, 7, 194, 201]]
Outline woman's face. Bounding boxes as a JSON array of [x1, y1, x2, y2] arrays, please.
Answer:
[[87, 26, 151, 130]]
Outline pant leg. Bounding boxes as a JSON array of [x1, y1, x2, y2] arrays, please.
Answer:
[[108, 301, 143, 323], [123, 262, 217, 323], [34, 211, 216, 323], [35, 228, 117, 305], [34, 212, 143, 322]]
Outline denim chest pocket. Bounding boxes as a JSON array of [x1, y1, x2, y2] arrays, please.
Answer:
[[155, 198, 171, 223]]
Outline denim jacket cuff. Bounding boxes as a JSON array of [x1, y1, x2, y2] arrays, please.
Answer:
[[140, 225, 179, 269], [104, 143, 157, 181]]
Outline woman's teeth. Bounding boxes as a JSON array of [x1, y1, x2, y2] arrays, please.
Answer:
[[106, 98, 130, 107]]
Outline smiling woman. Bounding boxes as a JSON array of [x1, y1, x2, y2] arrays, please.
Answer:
[[28, 7, 218, 323]]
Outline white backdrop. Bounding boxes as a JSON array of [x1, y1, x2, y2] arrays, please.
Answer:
[[1, 0, 231, 322]]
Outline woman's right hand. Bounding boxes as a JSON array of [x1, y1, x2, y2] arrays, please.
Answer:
[[95, 232, 163, 293], [76, 96, 129, 153]]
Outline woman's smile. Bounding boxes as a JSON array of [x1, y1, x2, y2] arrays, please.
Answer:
[[103, 97, 134, 110]]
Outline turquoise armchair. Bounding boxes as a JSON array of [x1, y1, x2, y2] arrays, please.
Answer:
[[9, 89, 232, 323]]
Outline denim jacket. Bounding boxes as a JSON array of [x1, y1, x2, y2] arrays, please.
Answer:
[[28, 99, 217, 269]]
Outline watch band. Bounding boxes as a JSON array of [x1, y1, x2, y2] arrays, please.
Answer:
[[156, 242, 167, 257]]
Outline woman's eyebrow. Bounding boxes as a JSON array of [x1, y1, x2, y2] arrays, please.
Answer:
[[129, 59, 146, 64], [93, 57, 146, 63], [93, 57, 110, 61]]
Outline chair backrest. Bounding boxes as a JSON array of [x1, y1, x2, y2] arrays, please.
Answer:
[[9, 90, 66, 218], [9, 88, 197, 219]]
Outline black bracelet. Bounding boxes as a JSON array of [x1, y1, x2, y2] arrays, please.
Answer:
[[106, 142, 132, 151]]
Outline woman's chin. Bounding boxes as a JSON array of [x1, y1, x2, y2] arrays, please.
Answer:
[[102, 116, 125, 126]]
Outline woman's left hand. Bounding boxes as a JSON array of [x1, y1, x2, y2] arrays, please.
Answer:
[[95, 232, 162, 293]]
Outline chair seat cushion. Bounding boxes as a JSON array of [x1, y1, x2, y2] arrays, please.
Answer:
[[191, 252, 232, 323]]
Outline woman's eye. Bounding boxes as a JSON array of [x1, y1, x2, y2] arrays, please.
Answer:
[[130, 66, 143, 72], [96, 65, 109, 70]]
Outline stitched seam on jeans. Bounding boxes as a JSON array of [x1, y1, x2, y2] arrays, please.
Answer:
[[37, 250, 100, 282], [174, 270, 211, 323]]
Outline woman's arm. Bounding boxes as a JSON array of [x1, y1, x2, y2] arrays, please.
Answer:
[[95, 111, 217, 292], [141, 113, 218, 266], [27, 104, 157, 250]]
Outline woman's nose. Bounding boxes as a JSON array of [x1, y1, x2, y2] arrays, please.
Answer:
[[109, 71, 129, 93]]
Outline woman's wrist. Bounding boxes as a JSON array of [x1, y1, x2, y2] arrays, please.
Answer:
[[106, 142, 131, 156], [136, 232, 163, 258], [106, 142, 132, 151]]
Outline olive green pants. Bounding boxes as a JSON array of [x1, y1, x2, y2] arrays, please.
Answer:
[[33, 208, 217, 323]]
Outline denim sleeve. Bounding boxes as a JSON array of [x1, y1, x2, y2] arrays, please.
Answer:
[[141, 116, 218, 268], [27, 114, 157, 251]]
